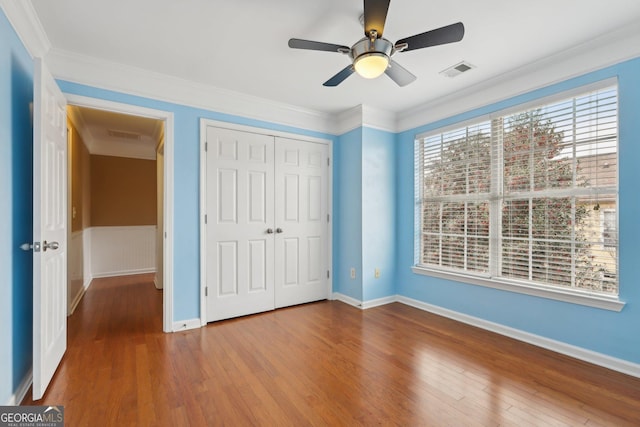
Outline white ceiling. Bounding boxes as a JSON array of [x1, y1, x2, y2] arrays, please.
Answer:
[[30, 0, 640, 119]]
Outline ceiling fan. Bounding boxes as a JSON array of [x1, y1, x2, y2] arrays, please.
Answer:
[[288, 0, 464, 87]]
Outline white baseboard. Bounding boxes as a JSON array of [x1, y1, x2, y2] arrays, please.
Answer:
[[172, 318, 202, 332], [91, 267, 156, 279], [361, 295, 397, 309], [6, 369, 32, 405], [332, 292, 363, 308], [68, 285, 87, 316], [396, 295, 640, 379]]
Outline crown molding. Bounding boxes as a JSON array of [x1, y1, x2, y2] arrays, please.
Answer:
[[67, 105, 97, 153], [334, 105, 364, 135], [45, 48, 338, 135], [334, 104, 398, 135], [398, 21, 640, 133], [0, 0, 50, 58], [361, 105, 396, 133]]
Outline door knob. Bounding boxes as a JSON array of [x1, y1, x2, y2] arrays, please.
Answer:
[[42, 240, 59, 251], [276, 228, 283, 234], [266, 228, 274, 234]]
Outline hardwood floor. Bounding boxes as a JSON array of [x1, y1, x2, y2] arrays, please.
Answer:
[[23, 275, 640, 426]]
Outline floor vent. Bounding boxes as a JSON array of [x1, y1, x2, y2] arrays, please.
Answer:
[[440, 61, 475, 78]]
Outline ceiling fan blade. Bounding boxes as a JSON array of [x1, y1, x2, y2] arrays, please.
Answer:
[[385, 60, 417, 87], [396, 22, 465, 52], [288, 38, 350, 53], [363, 0, 390, 37], [323, 65, 355, 87]]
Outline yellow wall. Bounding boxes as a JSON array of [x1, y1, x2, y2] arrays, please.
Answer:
[[90, 155, 157, 226], [68, 119, 91, 232]]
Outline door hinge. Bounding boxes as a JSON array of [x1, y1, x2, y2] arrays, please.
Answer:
[[327, 214, 330, 223], [205, 142, 208, 152], [327, 270, 330, 279], [204, 214, 207, 224], [327, 158, 330, 166], [205, 286, 208, 297]]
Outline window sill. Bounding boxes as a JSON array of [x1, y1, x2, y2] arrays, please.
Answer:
[[411, 266, 625, 312]]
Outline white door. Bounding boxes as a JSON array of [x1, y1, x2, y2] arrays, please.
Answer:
[[274, 138, 329, 308], [32, 58, 67, 400], [206, 127, 275, 321]]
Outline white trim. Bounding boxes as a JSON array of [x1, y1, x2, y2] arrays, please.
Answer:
[[327, 142, 333, 302], [361, 295, 397, 309], [199, 119, 332, 144], [46, 48, 336, 134], [64, 94, 175, 333], [68, 284, 86, 316], [163, 107, 175, 333], [396, 295, 640, 379], [334, 105, 397, 135], [335, 106, 364, 136], [198, 119, 207, 327], [5, 369, 32, 406], [172, 318, 202, 332], [361, 105, 396, 133], [91, 268, 156, 279], [332, 293, 363, 308], [411, 266, 624, 312], [200, 119, 333, 324], [398, 21, 640, 132], [0, 0, 50, 58]]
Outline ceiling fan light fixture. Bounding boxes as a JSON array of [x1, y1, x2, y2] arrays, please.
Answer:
[[354, 52, 389, 79]]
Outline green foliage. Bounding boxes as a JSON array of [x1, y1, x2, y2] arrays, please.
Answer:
[[422, 111, 613, 292]]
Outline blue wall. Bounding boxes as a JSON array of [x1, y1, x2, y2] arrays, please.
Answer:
[[57, 81, 338, 322], [362, 127, 396, 301], [332, 126, 397, 303], [334, 128, 363, 300], [396, 57, 640, 364], [0, 9, 34, 405]]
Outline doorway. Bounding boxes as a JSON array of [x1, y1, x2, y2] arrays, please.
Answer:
[[200, 119, 333, 323], [65, 94, 174, 332]]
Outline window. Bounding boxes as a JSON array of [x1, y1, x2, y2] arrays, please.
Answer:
[[415, 84, 618, 299], [602, 209, 616, 248]]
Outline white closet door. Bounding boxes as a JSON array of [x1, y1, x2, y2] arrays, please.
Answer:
[[274, 137, 329, 308], [206, 127, 275, 322]]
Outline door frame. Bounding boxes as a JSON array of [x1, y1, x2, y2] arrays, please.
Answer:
[[65, 94, 175, 332], [199, 119, 333, 325]]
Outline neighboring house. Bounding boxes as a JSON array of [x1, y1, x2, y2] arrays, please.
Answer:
[[577, 152, 618, 289]]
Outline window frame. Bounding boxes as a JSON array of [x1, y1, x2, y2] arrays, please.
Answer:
[[412, 78, 624, 312]]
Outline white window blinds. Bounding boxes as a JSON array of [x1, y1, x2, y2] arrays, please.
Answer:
[[416, 85, 618, 296]]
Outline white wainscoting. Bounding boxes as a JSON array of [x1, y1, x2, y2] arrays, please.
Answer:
[[68, 230, 86, 315], [88, 226, 156, 278], [68, 230, 84, 281]]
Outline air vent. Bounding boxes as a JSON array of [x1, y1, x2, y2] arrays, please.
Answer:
[[107, 129, 140, 140], [440, 61, 475, 78]]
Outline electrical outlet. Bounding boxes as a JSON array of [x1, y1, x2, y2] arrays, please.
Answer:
[[375, 268, 380, 279], [350, 268, 356, 279]]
